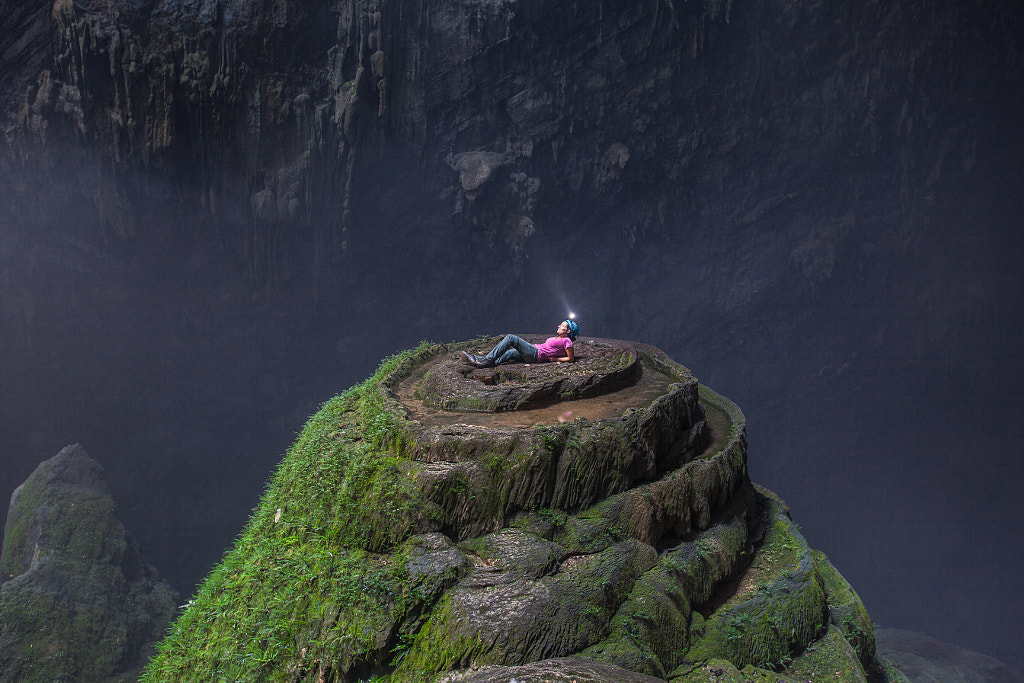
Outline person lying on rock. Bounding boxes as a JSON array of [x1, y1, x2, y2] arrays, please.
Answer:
[[462, 319, 579, 367]]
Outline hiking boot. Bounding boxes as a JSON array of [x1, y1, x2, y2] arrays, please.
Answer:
[[461, 351, 494, 368]]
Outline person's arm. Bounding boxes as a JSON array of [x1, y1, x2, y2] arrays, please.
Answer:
[[554, 345, 575, 362]]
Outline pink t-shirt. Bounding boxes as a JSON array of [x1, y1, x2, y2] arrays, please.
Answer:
[[535, 336, 573, 361]]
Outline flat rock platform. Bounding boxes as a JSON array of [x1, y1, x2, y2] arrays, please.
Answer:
[[412, 336, 640, 413]]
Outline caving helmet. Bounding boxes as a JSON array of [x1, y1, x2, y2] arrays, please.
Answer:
[[564, 319, 579, 340]]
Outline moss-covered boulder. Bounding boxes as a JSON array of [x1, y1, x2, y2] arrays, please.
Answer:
[[0, 444, 178, 682], [143, 340, 895, 682]]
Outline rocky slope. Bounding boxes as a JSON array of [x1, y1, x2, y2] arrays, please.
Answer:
[[0, 444, 178, 682], [143, 341, 902, 682]]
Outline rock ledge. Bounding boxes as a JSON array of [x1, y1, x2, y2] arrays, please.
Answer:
[[414, 337, 639, 412]]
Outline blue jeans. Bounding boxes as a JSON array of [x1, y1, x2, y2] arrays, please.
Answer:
[[486, 334, 539, 365]]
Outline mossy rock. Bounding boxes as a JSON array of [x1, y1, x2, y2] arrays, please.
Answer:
[[684, 491, 828, 670], [580, 493, 757, 678], [394, 539, 659, 679], [438, 656, 666, 682], [457, 527, 564, 579], [143, 341, 884, 682], [813, 549, 875, 666], [670, 658, 802, 682], [0, 445, 178, 682], [391, 341, 715, 539], [783, 623, 868, 682], [1, 445, 123, 577]]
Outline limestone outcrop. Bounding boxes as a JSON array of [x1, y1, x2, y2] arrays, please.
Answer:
[[0, 444, 178, 682], [143, 341, 901, 682]]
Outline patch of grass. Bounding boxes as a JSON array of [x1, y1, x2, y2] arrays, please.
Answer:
[[143, 345, 435, 681]]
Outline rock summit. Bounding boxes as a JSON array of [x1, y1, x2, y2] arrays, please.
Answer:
[[144, 341, 900, 682]]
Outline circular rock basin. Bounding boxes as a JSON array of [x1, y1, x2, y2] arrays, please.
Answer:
[[412, 336, 640, 413], [394, 338, 700, 429], [378, 338, 739, 543]]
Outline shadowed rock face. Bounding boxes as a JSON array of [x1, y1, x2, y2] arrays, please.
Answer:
[[0, 444, 178, 683], [5, 0, 1016, 293], [141, 342, 890, 682]]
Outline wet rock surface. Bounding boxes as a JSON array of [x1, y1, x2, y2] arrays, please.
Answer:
[[382, 342, 714, 539], [437, 656, 666, 682]]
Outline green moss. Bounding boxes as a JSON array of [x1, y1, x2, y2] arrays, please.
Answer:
[[670, 658, 804, 682], [782, 623, 866, 682], [583, 565, 691, 677], [396, 539, 658, 680], [144, 345, 439, 681], [685, 496, 827, 670], [1, 571, 132, 681], [677, 489, 872, 681], [697, 384, 746, 446], [456, 529, 562, 578], [142, 341, 877, 683], [551, 501, 620, 554], [1, 461, 126, 578], [359, 343, 433, 456], [582, 511, 750, 676], [50, 494, 126, 571], [812, 550, 875, 666], [389, 594, 491, 680]]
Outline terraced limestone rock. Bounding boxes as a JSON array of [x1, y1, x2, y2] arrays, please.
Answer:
[[144, 340, 901, 682], [415, 337, 640, 412]]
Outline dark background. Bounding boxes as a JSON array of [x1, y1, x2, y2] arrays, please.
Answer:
[[1, 0, 1022, 670]]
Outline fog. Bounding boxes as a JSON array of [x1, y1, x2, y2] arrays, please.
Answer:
[[3, 152, 1022, 667]]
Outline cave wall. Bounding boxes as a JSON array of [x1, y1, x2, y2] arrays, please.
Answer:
[[1, 0, 1022, 668], [3, 0, 1021, 349], [3, 0, 1019, 273]]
